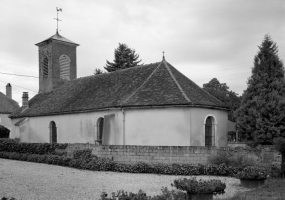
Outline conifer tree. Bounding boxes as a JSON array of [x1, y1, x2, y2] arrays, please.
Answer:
[[235, 35, 285, 145], [104, 43, 142, 72]]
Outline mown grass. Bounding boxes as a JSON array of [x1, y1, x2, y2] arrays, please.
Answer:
[[219, 178, 285, 200]]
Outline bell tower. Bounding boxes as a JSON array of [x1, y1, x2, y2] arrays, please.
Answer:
[[35, 8, 79, 93]]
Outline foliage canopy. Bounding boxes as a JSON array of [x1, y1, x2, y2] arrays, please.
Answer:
[[235, 35, 285, 145], [104, 43, 142, 72], [203, 78, 241, 121]]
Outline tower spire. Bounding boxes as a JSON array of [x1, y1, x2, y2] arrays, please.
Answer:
[[54, 7, 62, 34]]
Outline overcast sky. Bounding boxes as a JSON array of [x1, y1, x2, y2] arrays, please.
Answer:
[[0, 0, 284, 105]]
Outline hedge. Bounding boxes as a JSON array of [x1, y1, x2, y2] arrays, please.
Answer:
[[0, 139, 242, 176], [0, 150, 239, 176], [0, 138, 67, 155]]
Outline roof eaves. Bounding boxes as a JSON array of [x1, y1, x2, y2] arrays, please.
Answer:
[[10, 103, 230, 119]]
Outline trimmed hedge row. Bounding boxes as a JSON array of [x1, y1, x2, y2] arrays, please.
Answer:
[[73, 149, 94, 160], [0, 151, 238, 176], [0, 139, 67, 155]]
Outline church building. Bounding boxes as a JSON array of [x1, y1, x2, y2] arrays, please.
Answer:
[[9, 31, 229, 147]]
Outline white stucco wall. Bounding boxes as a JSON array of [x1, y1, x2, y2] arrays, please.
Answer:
[[10, 106, 228, 147], [124, 107, 228, 147], [11, 110, 123, 144], [124, 107, 191, 146]]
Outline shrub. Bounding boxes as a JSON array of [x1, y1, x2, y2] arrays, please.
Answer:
[[209, 152, 232, 166], [68, 159, 83, 169], [152, 187, 186, 200], [235, 166, 268, 180], [100, 188, 186, 200], [101, 190, 150, 200], [73, 149, 94, 160], [210, 151, 257, 170], [0, 139, 68, 155], [172, 178, 226, 195]]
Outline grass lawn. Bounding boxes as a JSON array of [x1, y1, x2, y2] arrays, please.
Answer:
[[223, 178, 285, 200]]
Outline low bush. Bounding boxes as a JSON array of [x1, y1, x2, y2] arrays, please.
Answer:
[[0, 139, 68, 155], [172, 177, 226, 195], [209, 151, 257, 170], [100, 188, 186, 200], [73, 149, 94, 160], [100, 178, 226, 200], [0, 150, 241, 177], [235, 166, 268, 180]]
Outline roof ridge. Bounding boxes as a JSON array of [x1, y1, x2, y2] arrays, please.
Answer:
[[166, 62, 224, 105], [122, 62, 163, 104], [163, 61, 191, 103]]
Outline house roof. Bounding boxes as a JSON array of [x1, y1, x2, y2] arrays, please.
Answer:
[[10, 60, 228, 118], [35, 32, 79, 46], [0, 92, 20, 114]]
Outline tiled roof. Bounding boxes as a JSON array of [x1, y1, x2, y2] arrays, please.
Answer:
[[10, 60, 228, 118], [35, 32, 79, 46], [0, 92, 19, 114]]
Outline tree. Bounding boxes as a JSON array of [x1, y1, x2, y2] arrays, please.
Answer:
[[203, 78, 241, 122], [104, 43, 142, 72], [274, 137, 285, 178], [235, 34, 285, 145], [94, 68, 104, 75]]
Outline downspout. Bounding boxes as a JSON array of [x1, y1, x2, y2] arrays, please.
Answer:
[[122, 109, 125, 145]]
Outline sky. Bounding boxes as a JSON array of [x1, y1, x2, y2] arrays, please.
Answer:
[[0, 0, 284, 105]]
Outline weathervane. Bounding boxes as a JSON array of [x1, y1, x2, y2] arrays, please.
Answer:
[[54, 7, 62, 34]]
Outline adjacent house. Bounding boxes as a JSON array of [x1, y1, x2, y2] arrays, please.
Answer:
[[0, 84, 20, 136], [9, 32, 229, 147]]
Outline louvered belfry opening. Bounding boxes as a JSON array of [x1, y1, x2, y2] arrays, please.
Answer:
[[50, 121, 57, 144], [205, 117, 215, 146], [59, 55, 71, 80], [43, 56, 49, 78]]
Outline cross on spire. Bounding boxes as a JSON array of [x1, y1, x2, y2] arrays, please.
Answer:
[[54, 7, 62, 34]]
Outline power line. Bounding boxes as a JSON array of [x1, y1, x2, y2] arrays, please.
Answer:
[[0, 72, 38, 78], [0, 80, 37, 92]]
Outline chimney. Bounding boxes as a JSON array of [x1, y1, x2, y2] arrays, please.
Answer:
[[22, 92, 29, 108], [6, 83, 12, 99]]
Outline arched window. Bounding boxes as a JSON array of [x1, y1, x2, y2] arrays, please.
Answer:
[[59, 55, 71, 80], [43, 56, 49, 78], [205, 116, 215, 146], [96, 118, 104, 145], [49, 121, 57, 144]]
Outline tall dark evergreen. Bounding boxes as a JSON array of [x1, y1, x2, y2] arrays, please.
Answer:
[[235, 35, 285, 145], [104, 43, 142, 72], [203, 78, 241, 122]]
